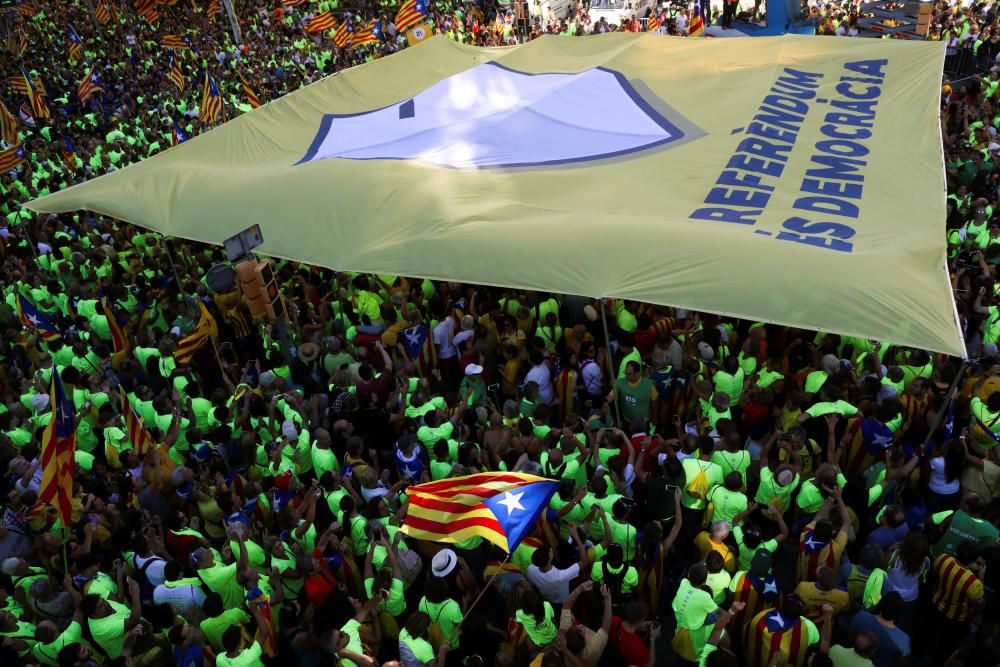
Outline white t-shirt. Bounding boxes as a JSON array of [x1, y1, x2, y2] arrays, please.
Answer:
[[153, 583, 206, 614], [929, 456, 961, 495], [526, 363, 555, 403], [526, 563, 580, 604], [434, 319, 457, 360], [132, 554, 167, 585], [452, 329, 475, 350], [581, 360, 602, 395]]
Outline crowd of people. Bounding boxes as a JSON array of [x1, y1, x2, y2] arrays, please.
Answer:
[[0, 1, 999, 667]]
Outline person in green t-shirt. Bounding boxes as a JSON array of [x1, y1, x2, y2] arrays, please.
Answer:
[[514, 590, 558, 649], [215, 603, 272, 667], [706, 472, 748, 525], [614, 361, 657, 424], [80, 577, 141, 661], [193, 531, 249, 610], [399, 612, 451, 666]]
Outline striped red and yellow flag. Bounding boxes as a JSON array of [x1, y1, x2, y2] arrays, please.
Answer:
[[101, 298, 128, 353], [77, 65, 103, 104], [39, 367, 76, 526], [8, 75, 46, 96], [0, 100, 17, 144], [394, 0, 428, 33], [174, 301, 217, 364], [134, 0, 160, 23], [647, 12, 660, 31], [349, 19, 382, 48], [399, 472, 558, 552], [305, 10, 335, 33], [19, 67, 49, 120], [95, 0, 112, 24], [206, 0, 221, 19], [239, 73, 261, 109], [745, 609, 813, 667], [332, 20, 352, 47], [0, 142, 27, 172], [689, 3, 705, 35], [198, 71, 224, 123], [167, 51, 185, 91], [121, 392, 154, 457], [162, 34, 190, 49]]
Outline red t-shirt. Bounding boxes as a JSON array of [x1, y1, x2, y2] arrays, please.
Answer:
[[610, 616, 650, 667]]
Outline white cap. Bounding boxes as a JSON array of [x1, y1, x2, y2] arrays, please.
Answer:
[[465, 364, 484, 376]]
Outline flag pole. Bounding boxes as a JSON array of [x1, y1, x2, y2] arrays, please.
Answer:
[[598, 298, 622, 426], [455, 551, 511, 634]]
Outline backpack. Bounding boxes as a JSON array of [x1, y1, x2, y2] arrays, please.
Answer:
[[602, 560, 629, 607], [132, 555, 163, 605], [685, 462, 711, 501], [424, 600, 450, 650]]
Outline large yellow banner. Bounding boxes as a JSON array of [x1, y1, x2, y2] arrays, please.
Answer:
[[27, 33, 961, 355]]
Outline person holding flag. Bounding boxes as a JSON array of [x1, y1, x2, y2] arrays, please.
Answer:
[[38, 367, 76, 528], [174, 300, 218, 364], [745, 595, 826, 667]]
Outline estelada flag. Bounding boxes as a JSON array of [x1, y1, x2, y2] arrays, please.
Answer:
[[394, 0, 428, 33], [399, 472, 558, 552], [162, 34, 191, 49], [0, 142, 27, 172], [332, 20, 352, 47], [101, 298, 128, 353], [349, 19, 382, 48], [17, 292, 61, 340], [689, 3, 705, 35], [121, 392, 153, 456], [745, 608, 814, 667], [39, 367, 76, 527], [0, 99, 17, 144], [174, 301, 217, 363]]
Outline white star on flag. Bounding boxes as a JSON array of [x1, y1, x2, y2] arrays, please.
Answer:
[[768, 612, 785, 629], [27, 314, 39, 325], [496, 491, 525, 516], [763, 581, 778, 595], [804, 537, 822, 550]]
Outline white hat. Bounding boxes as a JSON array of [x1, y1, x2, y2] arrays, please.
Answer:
[[990, 142, 1000, 153], [698, 342, 714, 360], [431, 548, 458, 577], [465, 364, 483, 376], [281, 419, 299, 441], [583, 305, 599, 322], [30, 393, 50, 413]]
